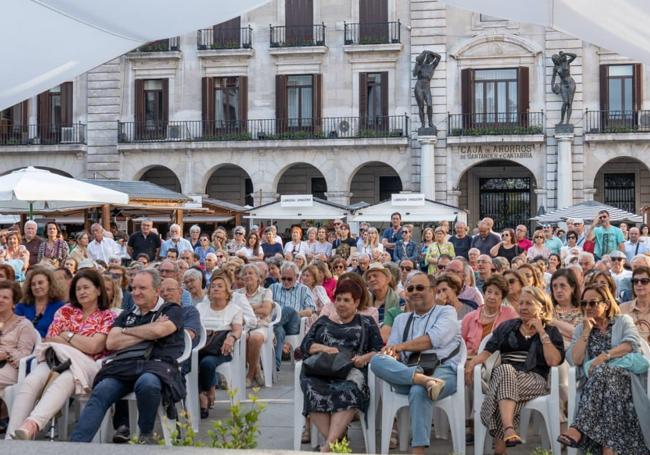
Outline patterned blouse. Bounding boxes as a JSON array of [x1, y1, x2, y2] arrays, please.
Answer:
[[47, 304, 116, 359], [37, 239, 69, 264]]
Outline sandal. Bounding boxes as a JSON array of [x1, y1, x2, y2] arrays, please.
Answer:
[[426, 378, 445, 401], [557, 431, 584, 448], [503, 426, 522, 447], [200, 408, 209, 419]]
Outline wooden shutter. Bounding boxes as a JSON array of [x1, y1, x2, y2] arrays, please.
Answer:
[[202, 77, 215, 136], [359, 0, 388, 43], [161, 79, 169, 125], [61, 82, 73, 126], [380, 71, 389, 119], [517, 67, 529, 126], [633, 63, 643, 112], [134, 79, 145, 138], [312, 74, 322, 133], [213, 16, 241, 47], [359, 72, 368, 119], [599, 64, 609, 112], [20, 100, 28, 127], [239, 76, 248, 128], [37, 91, 49, 129], [275, 75, 288, 132], [286, 0, 313, 44], [460, 68, 474, 128]]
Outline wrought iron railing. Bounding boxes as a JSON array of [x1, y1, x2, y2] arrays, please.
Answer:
[[269, 24, 326, 47], [448, 112, 544, 136], [585, 109, 650, 133], [117, 115, 408, 143], [344, 21, 401, 45], [134, 37, 180, 52], [0, 123, 86, 145], [197, 26, 253, 50]]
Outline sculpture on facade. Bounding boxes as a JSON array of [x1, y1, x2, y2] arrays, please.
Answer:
[[413, 50, 441, 132], [551, 51, 577, 126]]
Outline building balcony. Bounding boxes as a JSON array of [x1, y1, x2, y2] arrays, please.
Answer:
[[133, 37, 180, 52], [447, 112, 545, 144], [0, 123, 86, 146], [585, 110, 650, 141], [197, 26, 252, 50], [344, 21, 401, 45], [269, 24, 326, 48], [117, 115, 408, 144]]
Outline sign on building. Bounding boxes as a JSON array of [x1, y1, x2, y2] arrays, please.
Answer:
[[280, 194, 314, 207], [391, 193, 425, 206]]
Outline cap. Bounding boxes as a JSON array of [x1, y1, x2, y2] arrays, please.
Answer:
[[573, 218, 584, 224], [78, 259, 96, 270], [363, 262, 392, 281], [609, 250, 626, 259]]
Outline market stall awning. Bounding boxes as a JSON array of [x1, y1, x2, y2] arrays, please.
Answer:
[[531, 201, 642, 224], [349, 195, 467, 224], [245, 196, 352, 221]]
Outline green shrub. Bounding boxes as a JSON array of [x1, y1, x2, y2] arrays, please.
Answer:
[[329, 437, 352, 453]]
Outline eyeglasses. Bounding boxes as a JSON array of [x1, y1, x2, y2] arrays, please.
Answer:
[[160, 269, 175, 274], [334, 265, 345, 270], [534, 236, 544, 239], [400, 266, 413, 272], [611, 257, 624, 262], [406, 284, 429, 293], [437, 264, 446, 270], [235, 232, 244, 236], [599, 215, 607, 220], [580, 299, 605, 308], [633, 278, 650, 285], [280, 277, 294, 282]]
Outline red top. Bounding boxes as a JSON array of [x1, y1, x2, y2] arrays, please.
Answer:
[[47, 304, 116, 359], [517, 238, 533, 252]]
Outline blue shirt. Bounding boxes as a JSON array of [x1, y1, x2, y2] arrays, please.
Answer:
[[261, 242, 283, 259], [593, 226, 625, 258], [544, 237, 564, 255], [270, 282, 315, 312], [160, 237, 194, 258], [382, 227, 403, 253], [392, 240, 418, 263], [15, 300, 65, 338], [194, 245, 215, 265]]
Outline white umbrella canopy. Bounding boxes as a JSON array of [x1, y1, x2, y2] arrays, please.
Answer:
[[0, 167, 129, 215], [441, 0, 650, 65], [0, 0, 269, 110]]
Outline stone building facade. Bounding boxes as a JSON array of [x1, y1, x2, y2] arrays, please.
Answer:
[[1, 0, 649, 230]]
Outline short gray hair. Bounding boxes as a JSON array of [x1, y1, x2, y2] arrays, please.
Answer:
[[240, 263, 261, 281], [135, 269, 161, 290], [280, 261, 299, 276], [25, 220, 37, 228], [161, 259, 179, 272], [183, 268, 203, 282], [189, 224, 201, 233]]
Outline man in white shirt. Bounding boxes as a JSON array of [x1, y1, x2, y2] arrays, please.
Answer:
[[87, 223, 120, 263], [624, 227, 650, 262], [609, 250, 632, 299]]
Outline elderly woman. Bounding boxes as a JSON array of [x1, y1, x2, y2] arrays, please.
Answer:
[[37, 222, 68, 267], [558, 284, 650, 454], [621, 265, 650, 341], [433, 272, 477, 320], [300, 279, 383, 452], [196, 273, 243, 418], [236, 264, 273, 388], [0, 281, 38, 432], [425, 227, 455, 275], [15, 267, 65, 338], [330, 257, 347, 280], [183, 268, 207, 305], [549, 268, 583, 346], [502, 270, 526, 313], [467, 286, 564, 453], [9, 269, 115, 439], [301, 265, 331, 314], [527, 231, 551, 261], [284, 226, 309, 259], [321, 272, 378, 325], [462, 275, 518, 357]]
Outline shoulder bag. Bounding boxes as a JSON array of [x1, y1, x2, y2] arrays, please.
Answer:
[[303, 320, 366, 379], [402, 310, 460, 376]]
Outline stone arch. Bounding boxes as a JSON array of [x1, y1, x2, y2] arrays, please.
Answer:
[[0, 166, 73, 177], [204, 164, 253, 206], [456, 159, 539, 231], [592, 156, 650, 213], [348, 161, 403, 204], [137, 165, 182, 193], [450, 33, 543, 60], [275, 163, 328, 199]]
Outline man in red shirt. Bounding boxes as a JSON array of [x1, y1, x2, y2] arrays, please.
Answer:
[[515, 224, 532, 251]]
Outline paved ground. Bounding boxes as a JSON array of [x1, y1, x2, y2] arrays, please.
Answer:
[[3, 362, 548, 454]]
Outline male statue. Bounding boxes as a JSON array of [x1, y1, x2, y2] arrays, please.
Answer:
[[413, 50, 441, 130], [551, 51, 577, 125]]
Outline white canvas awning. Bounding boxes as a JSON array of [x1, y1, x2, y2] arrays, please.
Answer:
[[349, 199, 467, 224], [0, 0, 269, 110], [531, 201, 643, 224], [245, 198, 350, 221]]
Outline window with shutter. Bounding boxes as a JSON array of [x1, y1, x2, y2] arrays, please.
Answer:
[[212, 16, 241, 49], [285, 0, 313, 45], [37, 83, 72, 143], [135, 79, 167, 140], [360, 72, 388, 130], [600, 64, 638, 129], [359, 0, 388, 43], [286, 75, 313, 129]]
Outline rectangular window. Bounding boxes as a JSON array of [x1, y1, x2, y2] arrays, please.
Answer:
[[144, 80, 164, 128], [214, 77, 240, 125], [600, 63, 641, 130], [135, 79, 168, 140], [604, 173, 636, 213], [48, 86, 62, 130], [379, 176, 403, 202], [608, 65, 634, 114], [287, 75, 313, 128], [473, 68, 518, 123]]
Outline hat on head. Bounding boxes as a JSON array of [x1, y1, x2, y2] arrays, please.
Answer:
[[609, 250, 626, 259], [78, 259, 96, 270], [363, 262, 392, 281], [573, 218, 584, 224]]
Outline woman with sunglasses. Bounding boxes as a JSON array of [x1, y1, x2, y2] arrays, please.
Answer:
[[620, 265, 650, 341], [560, 231, 582, 261], [558, 283, 650, 454], [15, 267, 65, 338], [489, 228, 525, 263], [330, 257, 347, 279], [526, 231, 551, 261]]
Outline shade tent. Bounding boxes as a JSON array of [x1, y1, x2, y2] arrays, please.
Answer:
[[441, 0, 650, 66], [0, 0, 269, 110], [245, 198, 352, 221], [531, 200, 643, 224], [349, 198, 467, 224]]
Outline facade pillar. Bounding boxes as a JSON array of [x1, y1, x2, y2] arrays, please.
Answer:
[[418, 135, 438, 200], [583, 188, 597, 202], [534, 188, 548, 215], [253, 189, 278, 206], [324, 191, 352, 206], [447, 190, 461, 207], [555, 131, 575, 209]]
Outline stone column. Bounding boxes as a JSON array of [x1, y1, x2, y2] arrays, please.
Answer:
[[324, 191, 352, 206], [418, 134, 438, 201], [583, 188, 597, 202], [555, 129, 575, 209], [447, 190, 462, 207]]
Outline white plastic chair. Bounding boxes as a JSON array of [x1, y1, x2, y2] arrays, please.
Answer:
[[186, 324, 207, 432], [473, 334, 561, 455], [1, 329, 41, 416], [259, 302, 282, 387], [293, 361, 371, 452], [285, 316, 308, 365], [377, 339, 468, 455], [212, 330, 247, 403]]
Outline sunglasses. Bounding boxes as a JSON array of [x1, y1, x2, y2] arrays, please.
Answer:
[[599, 215, 607, 220], [400, 266, 413, 272], [502, 233, 510, 237], [611, 257, 624, 262], [334, 265, 345, 270], [633, 278, 650, 285], [534, 236, 544, 239], [507, 278, 518, 284], [406, 284, 428, 293], [235, 232, 244, 235], [281, 277, 294, 282], [437, 264, 446, 270], [580, 299, 605, 308]]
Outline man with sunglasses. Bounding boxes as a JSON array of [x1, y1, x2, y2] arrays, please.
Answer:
[[624, 227, 649, 262], [609, 250, 632, 300], [588, 210, 625, 260], [370, 271, 462, 454]]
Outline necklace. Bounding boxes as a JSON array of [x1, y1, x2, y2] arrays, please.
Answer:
[[481, 307, 498, 318]]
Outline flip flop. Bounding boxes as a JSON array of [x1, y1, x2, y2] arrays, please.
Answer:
[[557, 432, 584, 448], [503, 426, 522, 448]]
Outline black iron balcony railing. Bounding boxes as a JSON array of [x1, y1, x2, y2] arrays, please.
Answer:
[[270, 24, 326, 48], [585, 109, 650, 133], [134, 37, 180, 52], [344, 21, 401, 45], [117, 115, 408, 143], [0, 123, 86, 145], [448, 112, 544, 136], [197, 26, 253, 50]]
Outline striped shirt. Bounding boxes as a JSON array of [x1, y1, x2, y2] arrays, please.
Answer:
[[270, 282, 315, 312]]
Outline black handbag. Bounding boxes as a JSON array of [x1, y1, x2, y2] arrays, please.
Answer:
[[402, 312, 460, 376], [303, 320, 366, 379], [199, 330, 230, 358]]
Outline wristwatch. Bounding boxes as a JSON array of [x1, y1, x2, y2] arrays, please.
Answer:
[[66, 331, 74, 342]]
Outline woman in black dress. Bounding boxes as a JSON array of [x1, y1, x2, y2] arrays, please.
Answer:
[[300, 279, 383, 452], [489, 228, 524, 263]]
